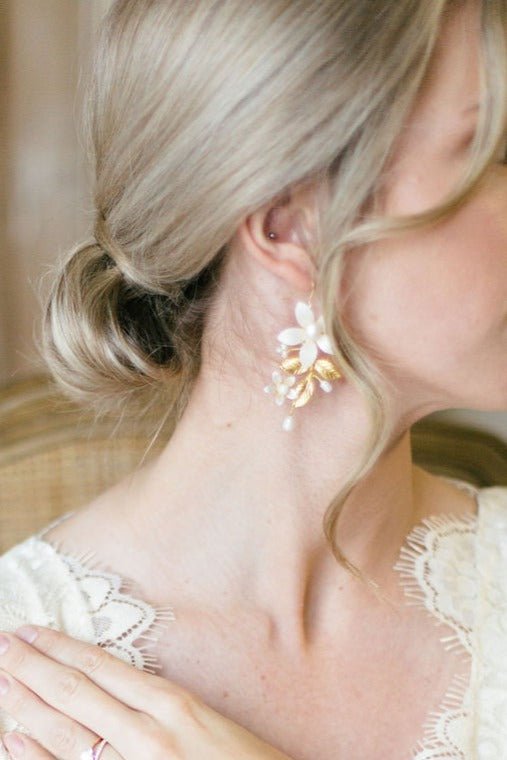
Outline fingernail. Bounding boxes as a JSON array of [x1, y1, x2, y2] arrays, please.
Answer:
[[14, 626, 38, 644], [0, 677, 9, 696], [0, 636, 9, 655], [2, 732, 24, 756]]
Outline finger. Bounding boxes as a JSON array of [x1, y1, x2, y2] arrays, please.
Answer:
[[12, 626, 187, 713], [3, 731, 52, 759], [0, 670, 121, 760], [0, 633, 137, 759]]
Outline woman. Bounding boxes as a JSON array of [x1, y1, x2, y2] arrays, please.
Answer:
[[0, 0, 505, 757]]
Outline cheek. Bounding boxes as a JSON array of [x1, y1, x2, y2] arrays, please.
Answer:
[[339, 201, 506, 372]]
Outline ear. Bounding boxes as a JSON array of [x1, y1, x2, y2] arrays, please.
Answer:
[[235, 185, 319, 294]]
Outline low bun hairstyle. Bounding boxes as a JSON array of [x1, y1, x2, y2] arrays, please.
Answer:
[[38, 0, 507, 588], [42, 213, 226, 423]]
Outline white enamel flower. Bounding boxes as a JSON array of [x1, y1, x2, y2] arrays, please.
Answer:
[[277, 301, 333, 372], [263, 369, 296, 406]]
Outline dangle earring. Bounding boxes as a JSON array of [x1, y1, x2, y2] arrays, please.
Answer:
[[263, 231, 343, 432]]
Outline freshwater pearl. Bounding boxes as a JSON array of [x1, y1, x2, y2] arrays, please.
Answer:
[[282, 415, 294, 432]]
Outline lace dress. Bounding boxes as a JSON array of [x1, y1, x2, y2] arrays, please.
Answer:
[[0, 478, 505, 759]]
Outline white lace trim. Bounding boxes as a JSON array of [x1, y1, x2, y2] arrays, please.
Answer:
[[393, 477, 480, 759], [33, 480, 481, 758], [34, 511, 177, 675]]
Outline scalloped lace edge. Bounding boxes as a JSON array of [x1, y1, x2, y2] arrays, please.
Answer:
[[35, 479, 479, 757], [34, 510, 177, 675], [393, 477, 479, 759]]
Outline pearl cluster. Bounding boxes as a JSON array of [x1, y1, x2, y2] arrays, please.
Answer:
[[264, 300, 342, 431]]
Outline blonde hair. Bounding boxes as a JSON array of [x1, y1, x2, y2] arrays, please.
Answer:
[[38, 0, 507, 591]]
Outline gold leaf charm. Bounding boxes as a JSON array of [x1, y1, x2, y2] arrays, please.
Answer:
[[289, 380, 306, 399], [281, 357, 304, 375], [293, 377, 315, 408], [314, 358, 341, 381]]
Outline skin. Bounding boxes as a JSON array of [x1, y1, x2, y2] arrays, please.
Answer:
[[0, 625, 292, 759], [0, 0, 505, 758], [108, 0, 506, 634]]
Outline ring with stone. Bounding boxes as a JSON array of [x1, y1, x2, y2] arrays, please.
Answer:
[[79, 736, 109, 759]]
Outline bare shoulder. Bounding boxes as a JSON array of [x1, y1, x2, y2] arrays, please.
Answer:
[[36, 461, 189, 607], [39, 471, 141, 568]]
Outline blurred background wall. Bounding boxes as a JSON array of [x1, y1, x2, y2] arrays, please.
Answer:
[[0, 0, 110, 383], [0, 0, 506, 443]]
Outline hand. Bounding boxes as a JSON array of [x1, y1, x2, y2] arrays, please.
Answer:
[[0, 625, 292, 759]]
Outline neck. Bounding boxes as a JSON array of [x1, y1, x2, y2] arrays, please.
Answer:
[[126, 367, 431, 650]]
